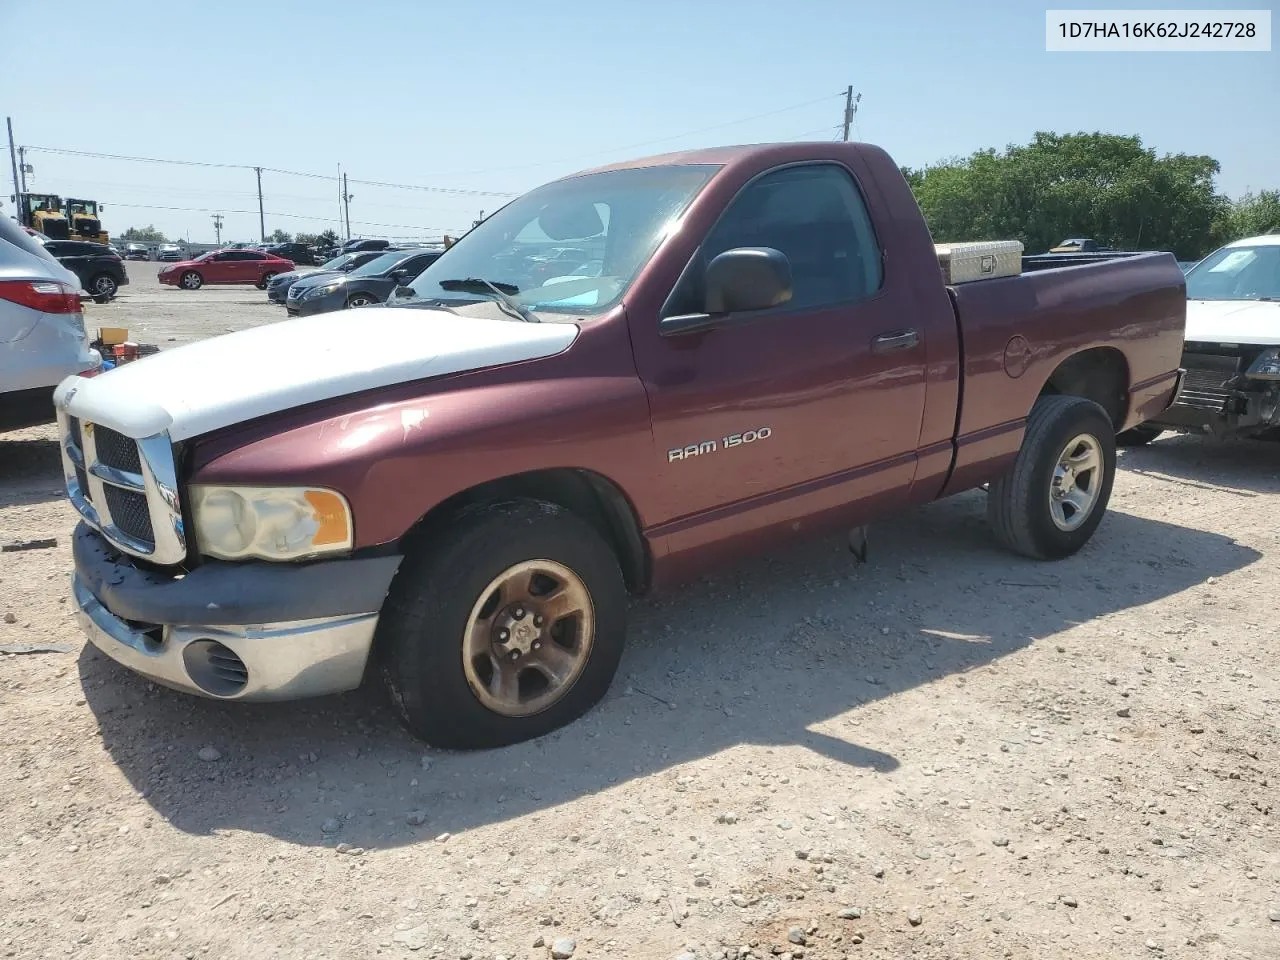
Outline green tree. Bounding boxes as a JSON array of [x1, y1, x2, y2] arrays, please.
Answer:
[[908, 132, 1227, 260], [119, 225, 168, 243], [1213, 191, 1280, 246], [295, 229, 340, 247], [267, 228, 292, 243]]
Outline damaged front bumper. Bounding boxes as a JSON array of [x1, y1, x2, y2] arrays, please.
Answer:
[[71, 523, 401, 701], [1147, 348, 1280, 438]]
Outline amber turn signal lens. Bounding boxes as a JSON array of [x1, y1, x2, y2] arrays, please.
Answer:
[[304, 489, 351, 546]]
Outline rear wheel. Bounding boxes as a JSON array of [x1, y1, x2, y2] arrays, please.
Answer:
[[1116, 423, 1162, 446], [89, 273, 117, 303], [376, 499, 627, 749], [180, 271, 203, 290], [987, 395, 1116, 560]]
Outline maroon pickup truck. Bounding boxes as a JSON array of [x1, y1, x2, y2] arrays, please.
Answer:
[[53, 142, 1186, 749]]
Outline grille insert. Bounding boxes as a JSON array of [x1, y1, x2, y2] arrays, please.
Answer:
[[103, 485, 154, 544], [183, 640, 249, 697], [93, 425, 143, 474]]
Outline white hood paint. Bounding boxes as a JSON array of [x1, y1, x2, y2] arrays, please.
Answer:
[[54, 307, 578, 441], [1185, 299, 1280, 347]]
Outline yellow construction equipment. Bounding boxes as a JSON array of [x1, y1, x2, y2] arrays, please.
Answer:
[[17, 193, 109, 243]]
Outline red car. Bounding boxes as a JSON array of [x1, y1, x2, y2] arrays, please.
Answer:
[[158, 249, 295, 290]]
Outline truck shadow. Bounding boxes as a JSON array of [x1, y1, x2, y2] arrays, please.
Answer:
[[1120, 433, 1280, 495], [76, 491, 1258, 849], [0, 436, 67, 507]]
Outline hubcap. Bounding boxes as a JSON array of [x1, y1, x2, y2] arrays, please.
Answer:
[[1049, 433, 1103, 531], [182, 274, 199, 288], [462, 559, 594, 718]]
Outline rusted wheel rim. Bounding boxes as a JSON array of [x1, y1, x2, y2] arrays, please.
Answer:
[[462, 559, 595, 717], [1049, 432, 1103, 531]]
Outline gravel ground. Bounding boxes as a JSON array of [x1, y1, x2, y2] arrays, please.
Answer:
[[2, 272, 1278, 960]]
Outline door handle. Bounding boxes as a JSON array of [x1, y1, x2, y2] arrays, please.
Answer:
[[871, 329, 919, 353]]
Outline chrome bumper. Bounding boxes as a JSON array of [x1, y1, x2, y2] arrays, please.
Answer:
[[73, 574, 378, 701]]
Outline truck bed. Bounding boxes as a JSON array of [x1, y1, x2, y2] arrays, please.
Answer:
[[938, 251, 1187, 497]]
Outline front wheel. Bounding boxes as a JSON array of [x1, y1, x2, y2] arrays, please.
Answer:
[[376, 499, 627, 749], [180, 271, 203, 290], [256, 272, 278, 290], [987, 395, 1116, 560], [347, 293, 376, 308]]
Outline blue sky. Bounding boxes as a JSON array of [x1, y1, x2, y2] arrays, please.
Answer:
[[2, 0, 1275, 243]]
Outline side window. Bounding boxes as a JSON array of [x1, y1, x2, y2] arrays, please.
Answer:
[[44, 242, 70, 257], [677, 163, 883, 315]]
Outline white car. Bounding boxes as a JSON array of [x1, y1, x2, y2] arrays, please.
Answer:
[[1, 217, 101, 431], [1133, 234, 1280, 443]]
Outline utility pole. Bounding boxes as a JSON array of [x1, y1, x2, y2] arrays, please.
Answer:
[[254, 167, 266, 242], [839, 85, 860, 142], [337, 163, 344, 238], [17, 146, 28, 193], [211, 213, 223, 246], [6, 117, 21, 219], [342, 173, 352, 239]]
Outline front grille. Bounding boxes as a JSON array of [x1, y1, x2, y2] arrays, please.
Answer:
[[93, 425, 143, 474], [102, 485, 155, 544], [58, 412, 186, 565], [1174, 354, 1241, 411]]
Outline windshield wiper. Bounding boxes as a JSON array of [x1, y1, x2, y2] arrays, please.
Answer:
[[437, 278, 537, 323]]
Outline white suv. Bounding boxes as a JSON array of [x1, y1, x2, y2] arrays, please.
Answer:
[[1, 216, 101, 431]]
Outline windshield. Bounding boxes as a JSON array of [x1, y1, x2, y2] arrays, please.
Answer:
[[320, 253, 355, 270], [407, 164, 719, 317], [1186, 244, 1280, 301], [350, 250, 412, 277]]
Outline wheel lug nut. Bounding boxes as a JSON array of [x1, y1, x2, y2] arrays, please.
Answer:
[[513, 607, 525, 619], [510, 651, 520, 661], [532, 641, 541, 650], [498, 629, 509, 641], [533, 615, 544, 627]]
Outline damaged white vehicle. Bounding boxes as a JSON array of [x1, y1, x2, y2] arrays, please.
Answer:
[[1126, 234, 1280, 443]]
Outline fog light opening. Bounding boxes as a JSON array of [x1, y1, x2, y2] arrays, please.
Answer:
[[182, 639, 249, 697]]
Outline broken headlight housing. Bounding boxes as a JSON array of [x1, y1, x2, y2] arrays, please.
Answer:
[[1244, 348, 1280, 381]]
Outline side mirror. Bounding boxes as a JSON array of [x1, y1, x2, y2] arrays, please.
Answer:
[[705, 247, 792, 314]]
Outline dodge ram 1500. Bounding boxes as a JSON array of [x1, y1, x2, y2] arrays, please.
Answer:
[[53, 142, 1187, 748]]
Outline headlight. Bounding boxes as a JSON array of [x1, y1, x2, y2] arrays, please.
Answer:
[[1245, 348, 1280, 381], [303, 282, 341, 299], [190, 485, 353, 561]]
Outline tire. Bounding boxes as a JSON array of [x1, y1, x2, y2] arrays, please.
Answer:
[[347, 293, 376, 308], [987, 395, 1116, 560], [256, 272, 277, 290], [376, 499, 627, 749], [1116, 423, 1162, 447], [89, 273, 118, 303], [180, 271, 203, 290]]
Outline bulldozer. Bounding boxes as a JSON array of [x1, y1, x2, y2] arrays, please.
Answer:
[[64, 198, 109, 244], [15, 193, 109, 244]]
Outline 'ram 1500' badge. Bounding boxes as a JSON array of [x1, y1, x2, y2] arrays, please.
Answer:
[[668, 427, 772, 462]]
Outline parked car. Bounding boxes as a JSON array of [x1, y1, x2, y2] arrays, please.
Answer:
[[266, 250, 389, 304], [158, 249, 295, 290], [1127, 234, 1280, 443], [526, 245, 593, 285], [157, 244, 183, 261], [124, 243, 150, 261], [43, 239, 130, 303], [263, 242, 318, 266], [337, 238, 392, 255], [1, 216, 100, 431], [53, 141, 1185, 749], [286, 247, 442, 316]]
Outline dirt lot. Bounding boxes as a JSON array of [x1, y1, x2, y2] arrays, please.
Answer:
[[2, 270, 1278, 960]]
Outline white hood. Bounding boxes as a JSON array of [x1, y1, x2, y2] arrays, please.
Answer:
[[54, 307, 577, 441], [1185, 299, 1280, 346]]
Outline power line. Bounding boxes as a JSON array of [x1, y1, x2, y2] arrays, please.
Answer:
[[20, 144, 519, 198], [426, 92, 848, 178], [103, 200, 461, 232]]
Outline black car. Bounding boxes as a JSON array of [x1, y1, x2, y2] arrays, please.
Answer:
[[264, 242, 319, 266], [337, 238, 392, 255], [43, 240, 130, 302], [286, 247, 442, 316]]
